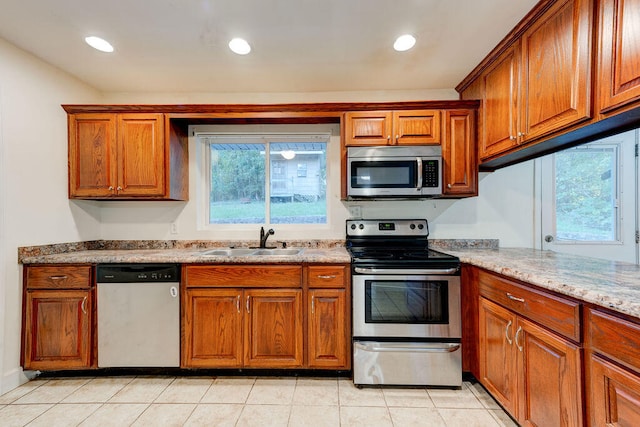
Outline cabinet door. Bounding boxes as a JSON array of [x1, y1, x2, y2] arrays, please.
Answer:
[[344, 111, 393, 146], [182, 289, 243, 368], [23, 290, 91, 370], [519, 0, 592, 142], [117, 113, 166, 197], [68, 114, 117, 198], [481, 44, 520, 160], [392, 110, 441, 145], [589, 353, 640, 427], [479, 298, 518, 415], [244, 289, 303, 367], [517, 317, 583, 427], [599, 0, 640, 113], [308, 289, 348, 368], [442, 109, 477, 196]]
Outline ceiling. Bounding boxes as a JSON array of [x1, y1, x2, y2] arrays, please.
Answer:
[[0, 0, 539, 94]]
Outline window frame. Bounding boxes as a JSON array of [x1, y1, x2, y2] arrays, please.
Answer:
[[196, 131, 332, 230]]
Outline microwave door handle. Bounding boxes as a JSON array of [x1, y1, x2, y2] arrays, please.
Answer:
[[416, 157, 423, 190]]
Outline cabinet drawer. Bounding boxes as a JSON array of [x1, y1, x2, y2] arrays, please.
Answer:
[[25, 265, 92, 289], [587, 308, 640, 373], [478, 269, 580, 341], [185, 265, 302, 288], [307, 265, 348, 288]]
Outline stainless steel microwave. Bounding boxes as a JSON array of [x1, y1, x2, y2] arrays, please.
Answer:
[[347, 146, 442, 198]]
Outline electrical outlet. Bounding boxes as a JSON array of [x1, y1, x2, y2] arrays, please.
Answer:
[[349, 205, 362, 218], [170, 222, 178, 234]]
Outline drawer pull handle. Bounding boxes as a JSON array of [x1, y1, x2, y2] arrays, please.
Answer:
[[246, 296, 250, 313], [317, 275, 337, 279], [505, 320, 513, 345], [506, 293, 525, 303], [236, 295, 240, 313], [515, 326, 523, 352], [81, 297, 87, 314], [311, 295, 315, 314], [49, 275, 68, 280]]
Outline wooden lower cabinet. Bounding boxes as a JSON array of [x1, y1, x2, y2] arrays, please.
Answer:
[[23, 289, 92, 370], [589, 353, 640, 426], [307, 289, 347, 368], [182, 287, 303, 368], [479, 297, 582, 426], [244, 289, 303, 367], [182, 289, 243, 367]]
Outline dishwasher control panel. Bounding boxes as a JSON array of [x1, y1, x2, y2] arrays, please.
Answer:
[[97, 264, 180, 283]]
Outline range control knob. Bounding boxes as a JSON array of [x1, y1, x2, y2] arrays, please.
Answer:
[[418, 224, 424, 230], [410, 224, 416, 230], [350, 224, 356, 230], [359, 224, 364, 230]]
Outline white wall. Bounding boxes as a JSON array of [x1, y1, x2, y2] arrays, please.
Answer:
[[0, 38, 103, 393], [0, 36, 536, 396]]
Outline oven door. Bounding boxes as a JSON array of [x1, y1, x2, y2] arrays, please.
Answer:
[[352, 272, 460, 339]]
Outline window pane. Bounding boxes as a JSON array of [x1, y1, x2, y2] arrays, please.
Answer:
[[270, 142, 327, 224], [209, 143, 265, 224], [554, 146, 617, 241]]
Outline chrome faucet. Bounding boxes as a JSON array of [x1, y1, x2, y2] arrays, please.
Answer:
[[259, 227, 275, 248]]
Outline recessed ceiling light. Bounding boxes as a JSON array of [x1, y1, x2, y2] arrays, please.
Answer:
[[228, 38, 251, 55], [85, 36, 114, 53], [393, 34, 416, 52]]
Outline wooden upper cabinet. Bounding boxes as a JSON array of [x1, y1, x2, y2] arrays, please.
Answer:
[[518, 0, 592, 142], [442, 109, 477, 196], [481, 44, 520, 160], [68, 113, 188, 200], [344, 110, 440, 146], [599, 0, 640, 114], [68, 114, 118, 198], [117, 114, 165, 197], [476, 0, 593, 162]]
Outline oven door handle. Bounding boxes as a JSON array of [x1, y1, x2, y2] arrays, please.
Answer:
[[354, 267, 459, 275], [355, 342, 461, 353]]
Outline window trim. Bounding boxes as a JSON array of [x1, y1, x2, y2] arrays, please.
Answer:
[[196, 131, 331, 230]]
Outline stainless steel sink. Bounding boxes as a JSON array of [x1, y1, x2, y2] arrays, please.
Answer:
[[200, 248, 257, 256], [251, 248, 303, 256], [199, 248, 303, 256]]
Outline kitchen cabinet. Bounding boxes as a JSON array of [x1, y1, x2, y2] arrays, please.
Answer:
[[344, 110, 441, 146], [68, 113, 188, 200], [586, 308, 640, 426], [461, 0, 593, 163], [442, 109, 477, 196], [22, 265, 93, 370], [477, 268, 583, 426], [182, 265, 304, 368], [598, 0, 640, 115], [306, 265, 350, 369]]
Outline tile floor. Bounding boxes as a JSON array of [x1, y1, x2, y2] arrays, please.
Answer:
[[0, 376, 517, 426]]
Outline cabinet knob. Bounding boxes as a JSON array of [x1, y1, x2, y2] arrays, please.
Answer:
[[517, 132, 525, 137], [447, 184, 452, 189], [509, 136, 516, 141], [108, 186, 114, 191], [116, 186, 123, 191]]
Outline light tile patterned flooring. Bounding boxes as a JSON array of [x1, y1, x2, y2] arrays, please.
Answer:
[[0, 376, 517, 426]]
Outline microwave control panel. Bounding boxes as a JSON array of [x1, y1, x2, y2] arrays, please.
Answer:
[[423, 160, 439, 187]]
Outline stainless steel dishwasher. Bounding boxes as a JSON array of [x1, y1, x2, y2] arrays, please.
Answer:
[[96, 264, 180, 367]]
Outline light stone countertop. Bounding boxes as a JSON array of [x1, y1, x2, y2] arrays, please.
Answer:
[[19, 246, 352, 265], [444, 247, 640, 319]]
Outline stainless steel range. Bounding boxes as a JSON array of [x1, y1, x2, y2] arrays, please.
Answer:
[[347, 219, 462, 387]]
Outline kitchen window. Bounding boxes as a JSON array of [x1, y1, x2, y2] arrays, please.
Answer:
[[198, 133, 329, 225], [537, 129, 639, 263]]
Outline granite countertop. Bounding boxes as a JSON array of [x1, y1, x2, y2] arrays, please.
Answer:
[[444, 247, 640, 319], [19, 240, 640, 319], [19, 243, 351, 265]]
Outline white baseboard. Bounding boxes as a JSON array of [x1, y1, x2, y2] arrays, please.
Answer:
[[1, 367, 29, 395]]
